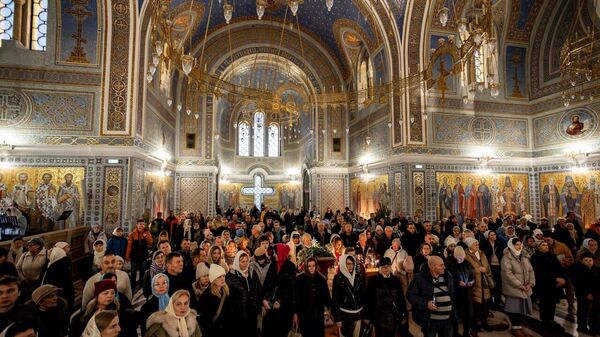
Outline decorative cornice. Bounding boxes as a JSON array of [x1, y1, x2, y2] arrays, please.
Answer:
[[0, 66, 102, 86]]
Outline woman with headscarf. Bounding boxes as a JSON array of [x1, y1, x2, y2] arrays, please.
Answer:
[[145, 289, 201, 337], [463, 237, 494, 331], [82, 310, 121, 337], [142, 251, 166, 299], [501, 238, 536, 337], [332, 254, 366, 337], [92, 239, 107, 274], [293, 257, 331, 337], [262, 243, 297, 337], [140, 273, 170, 336], [530, 241, 565, 328], [576, 238, 600, 267], [250, 247, 277, 333], [226, 251, 258, 337], [197, 265, 236, 337], [327, 234, 345, 265], [287, 231, 301, 266], [41, 246, 74, 309], [446, 246, 474, 337]]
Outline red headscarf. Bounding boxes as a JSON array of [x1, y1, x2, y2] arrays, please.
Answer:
[[274, 243, 290, 272]]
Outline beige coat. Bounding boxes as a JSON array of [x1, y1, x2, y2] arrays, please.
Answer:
[[464, 248, 493, 303], [16, 248, 47, 282], [500, 248, 535, 299]]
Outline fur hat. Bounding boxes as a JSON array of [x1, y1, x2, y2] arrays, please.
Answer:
[[463, 237, 478, 248], [208, 264, 226, 283]]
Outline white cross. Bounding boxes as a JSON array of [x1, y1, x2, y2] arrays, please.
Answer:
[[241, 175, 274, 209]]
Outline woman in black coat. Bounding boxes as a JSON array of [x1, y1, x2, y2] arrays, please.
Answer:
[[293, 257, 331, 337], [530, 241, 565, 326], [41, 247, 74, 310], [446, 246, 475, 337], [197, 264, 237, 337], [261, 244, 297, 337], [482, 230, 505, 308], [332, 254, 367, 337], [225, 251, 258, 337]]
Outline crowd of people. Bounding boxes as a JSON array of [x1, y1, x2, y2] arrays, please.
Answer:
[[0, 205, 599, 337]]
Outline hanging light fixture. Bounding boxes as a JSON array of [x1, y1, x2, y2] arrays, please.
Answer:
[[223, 1, 233, 24], [289, 0, 301, 16], [325, 0, 333, 12], [167, 97, 173, 106], [181, 54, 195, 75], [154, 41, 163, 56]]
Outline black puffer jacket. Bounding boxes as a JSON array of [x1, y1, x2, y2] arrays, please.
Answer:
[[331, 257, 366, 322], [226, 271, 258, 323], [366, 273, 407, 332]]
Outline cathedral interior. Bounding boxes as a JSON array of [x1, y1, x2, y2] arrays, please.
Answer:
[[0, 0, 599, 234]]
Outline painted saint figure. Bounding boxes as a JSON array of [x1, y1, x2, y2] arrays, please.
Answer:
[[464, 177, 477, 219], [36, 173, 58, 231], [438, 177, 453, 218], [561, 175, 581, 216], [502, 176, 515, 214], [452, 177, 465, 216], [566, 114, 585, 136], [12, 172, 34, 211], [515, 180, 527, 214], [57, 173, 81, 227], [477, 178, 491, 219], [542, 178, 561, 225], [490, 177, 504, 216], [0, 173, 7, 199], [581, 177, 600, 227]]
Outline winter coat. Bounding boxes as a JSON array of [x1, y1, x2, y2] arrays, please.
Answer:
[[572, 262, 600, 299], [16, 248, 48, 283], [550, 241, 574, 269], [445, 257, 474, 320], [126, 229, 153, 261], [225, 271, 258, 326], [482, 240, 505, 266], [331, 270, 366, 322], [500, 248, 535, 299], [144, 309, 202, 337], [107, 236, 128, 258], [530, 251, 564, 299], [366, 273, 407, 333], [139, 296, 159, 336], [34, 297, 70, 337], [576, 246, 600, 268], [400, 232, 421, 256], [42, 255, 74, 308], [293, 272, 331, 337], [406, 269, 456, 328], [464, 248, 493, 303], [197, 291, 237, 337]]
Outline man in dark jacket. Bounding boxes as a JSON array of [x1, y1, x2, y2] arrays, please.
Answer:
[[407, 256, 456, 337], [0, 275, 43, 335], [366, 257, 409, 337]]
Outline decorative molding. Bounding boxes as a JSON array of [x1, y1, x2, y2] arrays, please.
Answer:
[[103, 166, 123, 232], [0, 66, 102, 86]]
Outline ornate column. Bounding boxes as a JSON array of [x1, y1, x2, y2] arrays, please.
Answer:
[[12, 0, 26, 45]]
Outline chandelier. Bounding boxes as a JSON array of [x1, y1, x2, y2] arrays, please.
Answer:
[[428, 0, 499, 100], [559, 0, 599, 107]]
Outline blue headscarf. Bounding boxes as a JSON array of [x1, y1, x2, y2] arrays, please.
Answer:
[[152, 273, 170, 310]]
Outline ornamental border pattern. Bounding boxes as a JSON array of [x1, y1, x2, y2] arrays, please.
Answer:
[[0, 67, 102, 86]]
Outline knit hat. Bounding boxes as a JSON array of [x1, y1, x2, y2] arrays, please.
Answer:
[[254, 246, 267, 258], [375, 225, 383, 233], [444, 236, 457, 247], [93, 279, 117, 297], [533, 229, 543, 237], [114, 255, 124, 265], [31, 284, 61, 306], [235, 229, 245, 238], [464, 237, 478, 248], [28, 237, 45, 247], [196, 263, 210, 279], [208, 264, 226, 283]]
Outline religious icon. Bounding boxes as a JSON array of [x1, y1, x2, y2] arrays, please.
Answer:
[[0, 173, 7, 199], [452, 177, 465, 216], [561, 175, 581, 216], [502, 176, 516, 214], [464, 177, 477, 219], [36, 173, 58, 231], [566, 114, 585, 136], [542, 177, 560, 224], [12, 172, 34, 210], [515, 180, 527, 214], [438, 177, 452, 218], [476, 178, 491, 219], [57, 173, 81, 227], [581, 177, 600, 226]]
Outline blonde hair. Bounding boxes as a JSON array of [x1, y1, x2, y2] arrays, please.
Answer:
[[209, 281, 230, 298], [83, 297, 120, 322], [94, 310, 119, 333]]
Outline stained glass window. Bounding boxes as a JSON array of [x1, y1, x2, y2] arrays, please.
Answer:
[[30, 0, 48, 51], [0, 0, 15, 41], [268, 123, 279, 157], [253, 111, 265, 157], [238, 121, 250, 156]]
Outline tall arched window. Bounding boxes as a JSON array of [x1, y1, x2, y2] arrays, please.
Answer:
[[268, 123, 279, 157], [238, 121, 250, 156], [253, 111, 265, 157]]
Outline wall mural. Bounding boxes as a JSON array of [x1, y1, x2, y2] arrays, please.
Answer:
[[533, 108, 599, 147], [350, 174, 389, 218], [0, 166, 84, 231], [430, 35, 456, 93], [435, 172, 529, 221], [505, 46, 527, 99], [143, 172, 174, 220], [539, 171, 600, 227], [57, 0, 101, 65], [218, 182, 302, 210]]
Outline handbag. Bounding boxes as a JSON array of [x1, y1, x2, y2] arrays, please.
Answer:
[[359, 323, 374, 337], [482, 272, 496, 289]]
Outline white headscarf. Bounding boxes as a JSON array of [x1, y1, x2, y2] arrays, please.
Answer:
[[583, 238, 597, 254], [48, 246, 66, 267], [338, 254, 356, 286], [93, 239, 106, 268], [164, 290, 191, 337], [508, 238, 522, 257], [231, 250, 249, 277], [81, 314, 102, 337]]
